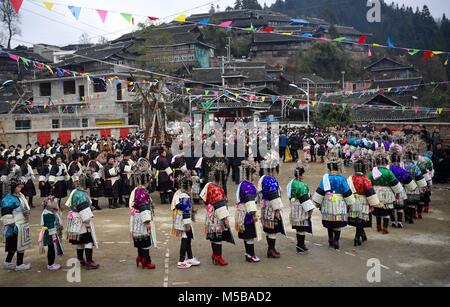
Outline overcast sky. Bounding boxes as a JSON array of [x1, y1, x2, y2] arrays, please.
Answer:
[[7, 0, 450, 48]]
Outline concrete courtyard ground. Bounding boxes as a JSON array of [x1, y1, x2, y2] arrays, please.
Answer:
[[1, 160, 450, 287]]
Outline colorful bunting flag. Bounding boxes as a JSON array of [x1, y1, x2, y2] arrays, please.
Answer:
[[334, 37, 347, 42], [175, 13, 187, 22], [423, 50, 434, 61], [20, 57, 30, 66], [96, 9, 108, 23], [43, 2, 54, 11], [357, 35, 367, 45], [387, 37, 395, 48], [121, 13, 133, 23], [197, 19, 209, 25], [408, 49, 420, 56], [262, 27, 273, 33], [368, 48, 372, 57], [148, 16, 159, 21], [281, 32, 293, 36], [9, 0, 23, 14], [68, 6, 82, 20], [244, 23, 254, 32], [219, 21, 232, 27], [8, 54, 19, 61]]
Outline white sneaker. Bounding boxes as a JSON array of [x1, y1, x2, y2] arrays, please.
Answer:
[[47, 264, 61, 271], [3, 262, 15, 270], [185, 258, 201, 266], [177, 261, 192, 269], [15, 264, 31, 271]]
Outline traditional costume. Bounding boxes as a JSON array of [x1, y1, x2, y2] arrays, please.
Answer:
[[87, 152, 103, 210], [49, 157, 69, 206], [65, 186, 99, 270], [38, 197, 64, 270], [104, 155, 120, 209], [153, 148, 173, 204], [258, 175, 285, 258], [119, 151, 135, 206], [312, 147, 355, 250], [1, 177, 32, 271], [368, 148, 403, 234], [200, 176, 233, 266], [235, 165, 260, 262], [347, 158, 379, 246], [38, 159, 52, 198], [129, 187, 156, 270], [416, 154, 433, 217], [171, 177, 200, 269], [20, 156, 36, 208], [287, 166, 316, 253]]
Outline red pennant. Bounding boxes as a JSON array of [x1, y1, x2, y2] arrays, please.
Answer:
[[9, 0, 23, 14], [262, 27, 273, 33], [423, 50, 434, 61], [357, 35, 367, 45], [148, 16, 159, 21]]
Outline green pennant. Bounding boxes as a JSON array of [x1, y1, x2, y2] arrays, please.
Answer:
[[20, 57, 31, 66], [121, 13, 133, 23], [408, 49, 420, 56], [334, 37, 347, 42], [204, 90, 209, 96], [244, 23, 254, 32]]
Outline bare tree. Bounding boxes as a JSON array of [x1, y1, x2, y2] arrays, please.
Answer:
[[0, 0, 22, 49], [78, 32, 92, 45], [97, 36, 109, 44]]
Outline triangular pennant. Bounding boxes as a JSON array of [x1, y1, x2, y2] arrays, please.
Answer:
[[9, 0, 23, 14], [261, 96, 266, 102], [368, 48, 372, 57], [197, 19, 209, 25], [433, 51, 445, 55], [333, 37, 347, 42], [148, 16, 159, 21], [302, 33, 313, 38], [68, 6, 82, 20], [262, 27, 273, 33], [204, 90, 209, 96], [96, 10, 108, 23], [43, 2, 54, 11], [423, 50, 434, 61], [357, 35, 367, 45], [271, 96, 277, 104], [219, 21, 232, 27], [8, 54, 19, 61], [174, 13, 187, 22], [408, 49, 420, 56], [121, 13, 133, 23], [244, 23, 254, 32], [281, 32, 293, 36], [20, 57, 30, 66], [387, 36, 395, 48]]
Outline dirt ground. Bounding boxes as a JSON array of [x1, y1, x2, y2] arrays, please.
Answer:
[[1, 159, 450, 287]]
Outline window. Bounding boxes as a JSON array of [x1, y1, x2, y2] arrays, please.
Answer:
[[93, 78, 107, 93], [63, 80, 76, 95], [52, 119, 60, 129], [62, 119, 80, 128], [15, 120, 31, 130], [40, 82, 51, 96], [82, 118, 88, 128]]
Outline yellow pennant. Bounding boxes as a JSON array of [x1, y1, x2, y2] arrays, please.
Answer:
[[43, 2, 54, 11], [262, 96, 266, 102], [372, 43, 382, 47], [175, 13, 187, 22], [433, 51, 445, 55], [281, 32, 293, 36], [312, 101, 317, 107]]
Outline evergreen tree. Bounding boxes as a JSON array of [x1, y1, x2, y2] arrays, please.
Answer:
[[234, 0, 242, 10]]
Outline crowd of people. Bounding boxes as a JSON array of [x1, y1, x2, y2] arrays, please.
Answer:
[[0, 124, 443, 273]]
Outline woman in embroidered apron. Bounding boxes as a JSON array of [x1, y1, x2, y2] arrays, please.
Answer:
[[65, 179, 100, 270], [403, 148, 428, 224], [368, 148, 403, 235], [388, 145, 417, 229], [258, 175, 285, 258], [416, 154, 433, 218], [129, 186, 156, 270], [287, 166, 316, 254], [38, 196, 64, 271], [200, 171, 234, 266], [312, 146, 355, 250], [87, 151, 103, 211], [236, 165, 260, 263], [171, 177, 201, 269], [1, 176, 32, 271], [347, 158, 379, 246]]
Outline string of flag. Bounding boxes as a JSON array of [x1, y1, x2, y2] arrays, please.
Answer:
[[8, 0, 450, 65]]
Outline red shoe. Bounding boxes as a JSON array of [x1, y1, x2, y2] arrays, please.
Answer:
[[424, 206, 430, 213], [85, 261, 100, 270], [273, 248, 281, 256], [267, 249, 280, 259], [212, 255, 228, 266], [141, 258, 156, 270], [136, 256, 142, 267], [418, 214, 423, 220]]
